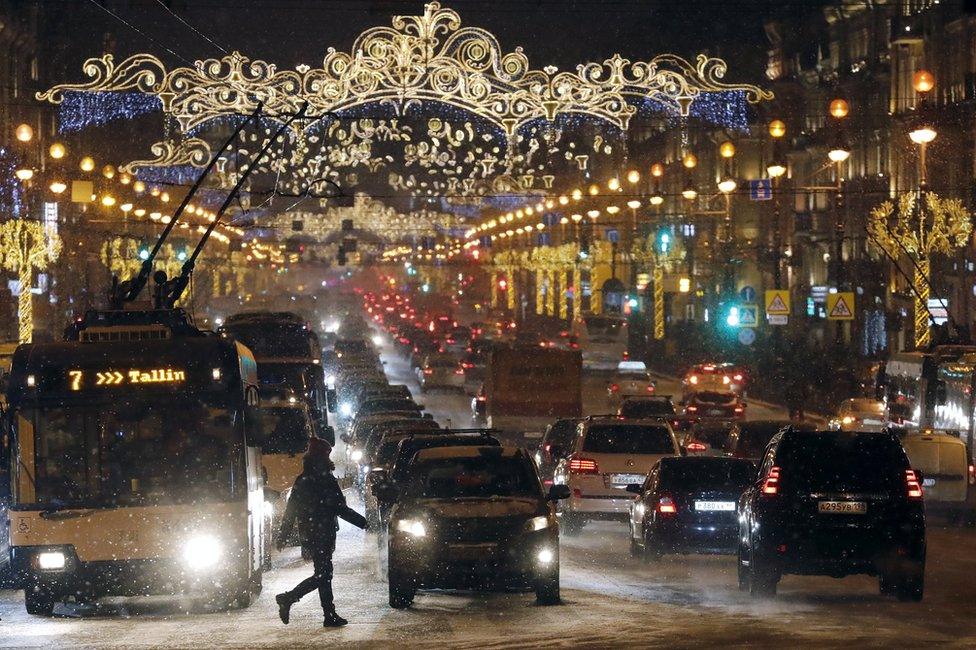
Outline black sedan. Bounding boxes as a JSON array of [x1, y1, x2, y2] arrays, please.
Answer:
[[628, 456, 755, 560]]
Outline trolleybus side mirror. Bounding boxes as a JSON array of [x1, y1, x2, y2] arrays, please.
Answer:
[[321, 425, 335, 446]]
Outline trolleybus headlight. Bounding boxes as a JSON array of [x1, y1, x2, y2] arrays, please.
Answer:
[[339, 402, 353, 417], [183, 534, 222, 570], [36, 551, 67, 571], [350, 449, 363, 463], [537, 548, 555, 564], [525, 516, 549, 532], [396, 519, 426, 538], [325, 374, 336, 387]]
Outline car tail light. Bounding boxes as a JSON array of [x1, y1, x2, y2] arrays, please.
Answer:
[[686, 405, 698, 413], [686, 441, 707, 453], [623, 351, 630, 360], [570, 342, 579, 349], [761, 466, 781, 496], [610, 383, 619, 392], [646, 385, 655, 393], [906, 469, 923, 499], [969, 464, 975, 486], [568, 455, 599, 475], [454, 368, 465, 375], [734, 406, 744, 414], [657, 495, 677, 514], [476, 395, 486, 403], [689, 375, 698, 385], [423, 368, 433, 376], [722, 375, 731, 385], [733, 373, 743, 382], [462, 362, 474, 369]]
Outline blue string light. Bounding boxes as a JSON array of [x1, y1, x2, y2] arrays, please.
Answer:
[[0, 147, 25, 218], [58, 91, 162, 133]]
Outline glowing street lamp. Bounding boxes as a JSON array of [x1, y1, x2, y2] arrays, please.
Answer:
[[15, 124, 33, 142], [718, 178, 737, 194]]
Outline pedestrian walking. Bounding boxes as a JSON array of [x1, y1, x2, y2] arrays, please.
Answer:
[[275, 437, 367, 627]]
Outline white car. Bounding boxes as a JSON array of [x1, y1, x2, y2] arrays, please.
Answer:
[[553, 417, 681, 535], [417, 353, 465, 392], [829, 398, 887, 431], [607, 361, 656, 406]]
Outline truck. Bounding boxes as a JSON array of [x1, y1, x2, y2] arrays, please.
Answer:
[[484, 346, 582, 446]]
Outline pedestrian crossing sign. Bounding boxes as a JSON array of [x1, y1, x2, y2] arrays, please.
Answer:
[[826, 292, 855, 320], [764, 290, 790, 316], [737, 304, 759, 327]]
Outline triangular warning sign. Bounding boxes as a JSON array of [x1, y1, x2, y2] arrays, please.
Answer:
[[738, 307, 758, 326], [767, 295, 788, 314], [829, 296, 852, 318]]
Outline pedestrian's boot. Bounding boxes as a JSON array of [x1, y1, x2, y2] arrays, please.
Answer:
[[323, 610, 348, 627], [275, 593, 294, 625]]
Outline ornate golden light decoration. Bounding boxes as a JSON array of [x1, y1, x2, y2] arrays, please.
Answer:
[[39, 2, 770, 137], [0, 220, 63, 344]]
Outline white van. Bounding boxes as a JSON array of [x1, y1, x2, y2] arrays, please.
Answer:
[[900, 430, 974, 523]]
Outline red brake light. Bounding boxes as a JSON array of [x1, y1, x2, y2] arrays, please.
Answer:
[[622, 351, 629, 360], [423, 368, 433, 375], [568, 456, 599, 475], [906, 469, 923, 499], [462, 362, 474, 369], [610, 383, 619, 392], [761, 466, 781, 495], [454, 368, 465, 375], [657, 495, 677, 514], [733, 374, 744, 382], [686, 442, 707, 452], [646, 385, 655, 393], [686, 405, 698, 413], [570, 342, 579, 349], [734, 406, 744, 414]]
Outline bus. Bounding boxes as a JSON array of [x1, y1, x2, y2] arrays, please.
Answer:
[[575, 314, 629, 372], [5, 310, 267, 615]]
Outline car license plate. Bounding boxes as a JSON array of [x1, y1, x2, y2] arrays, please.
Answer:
[[695, 501, 735, 511], [707, 409, 725, 416], [922, 478, 936, 487], [448, 543, 497, 560], [817, 501, 867, 514], [610, 473, 644, 486]]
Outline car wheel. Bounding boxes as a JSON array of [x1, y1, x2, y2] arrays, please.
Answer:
[[642, 529, 662, 563], [895, 563, 924, 602], [24, 583, 57, 616], [737, 543, 750, 592], [388, 567, 415, 609], [561, 514, 584, 537], [748, 548, 778, 598], [535, 568, 560, 605]]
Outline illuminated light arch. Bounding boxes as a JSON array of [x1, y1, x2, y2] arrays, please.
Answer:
[[38, 2, 771, 138]]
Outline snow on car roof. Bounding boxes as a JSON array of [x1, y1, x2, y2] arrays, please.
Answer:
[[617, 361, 648, 372], [413, 445, 520, 461]]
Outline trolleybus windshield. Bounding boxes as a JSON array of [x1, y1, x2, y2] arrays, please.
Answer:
[[27, 395, 239, 508], [224, 322, 316, 359]]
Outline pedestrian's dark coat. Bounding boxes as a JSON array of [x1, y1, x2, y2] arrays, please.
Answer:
[[277, 468, 367, 548]]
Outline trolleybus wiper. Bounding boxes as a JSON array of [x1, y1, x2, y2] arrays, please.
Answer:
[[109, 101, 265, 309]]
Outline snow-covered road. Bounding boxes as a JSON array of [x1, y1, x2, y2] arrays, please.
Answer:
[[3, 341, 974, 647]]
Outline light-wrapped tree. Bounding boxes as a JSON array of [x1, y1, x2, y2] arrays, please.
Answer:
[[0, 219, 63, 343]]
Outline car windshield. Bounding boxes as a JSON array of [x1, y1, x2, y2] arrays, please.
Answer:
[[619, 399, 675, 418], [659, 459, 755, 490], [778, 433, 908, 492], [407, 455, 537, 499], [583, 425, 674, 454], [224, 322, 315, 358], [30, 396, 238, 507], [257, 363, 310, 390], [258, 407, 312, 455]]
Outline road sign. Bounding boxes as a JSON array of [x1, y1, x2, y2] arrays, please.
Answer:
[[737, 304, 759, 327], [767, 314, 788, 326], [606, 228, 619, 244], [738, 328, 756, 345], [739, 286, 757, 303], [826, 292, 855, 320], [765, 290, 790, 316], [749, 179, 772, 201]]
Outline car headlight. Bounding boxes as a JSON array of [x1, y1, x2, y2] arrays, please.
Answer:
[[183, 534, 222, 570], [350, 449, 363, 463], [36, 551, 66, 571], [372, 334, 383, 345], [841, 415, 854, 425], [396, 519, 426, 537], [525, 516, 549, 532], [339, 402, 353, 417], [325, 374, 336, 387], [537, 548, 554, 564]]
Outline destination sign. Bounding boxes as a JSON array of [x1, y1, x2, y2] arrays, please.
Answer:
[[68, 368, 187, 391]]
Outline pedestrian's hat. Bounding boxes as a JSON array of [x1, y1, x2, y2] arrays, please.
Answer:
[[305, 436, 333, 459]]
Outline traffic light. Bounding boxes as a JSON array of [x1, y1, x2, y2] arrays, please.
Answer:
[[498, 278, 508, 291], [656, 227, 671, 255]]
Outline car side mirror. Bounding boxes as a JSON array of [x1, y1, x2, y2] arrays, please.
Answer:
[[625, 483, 643, 494], [326, 388, 337, 413], [548, 484, 571, 501]]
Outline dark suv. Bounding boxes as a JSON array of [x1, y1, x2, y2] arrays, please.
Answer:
[[385, 446, 569, 608], [738, 428, 925, 600]]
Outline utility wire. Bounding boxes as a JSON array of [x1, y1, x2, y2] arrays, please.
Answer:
[[153, 0, 231, 56], [85, 0, 194, 66]]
